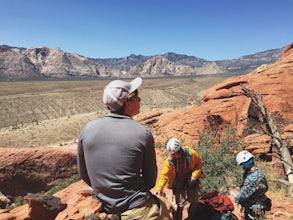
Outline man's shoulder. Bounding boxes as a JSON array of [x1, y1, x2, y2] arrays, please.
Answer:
[[85, 117, 105, 125], [128, 118, 151, 132], [183, 146, 197, 154]]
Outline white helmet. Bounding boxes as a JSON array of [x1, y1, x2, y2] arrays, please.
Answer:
[[166, 137, 182, 154], [236, 150, 254, 165]]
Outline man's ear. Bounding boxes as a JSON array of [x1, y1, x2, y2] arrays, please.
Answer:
[[123, 101, 132, 112]]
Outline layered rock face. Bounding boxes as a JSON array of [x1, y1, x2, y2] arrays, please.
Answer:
[[127, 56, 224, 77], [0, 46, 120, 79], [0, 147, 78, 197], [0, 180, 116, 220], [0, 46, 224, 79], [140, 43, 293, 157], [0, 45, 284, 79]]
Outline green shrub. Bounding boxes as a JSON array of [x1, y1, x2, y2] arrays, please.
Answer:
[[6, 175, 80, 210], [257, 161, 288, 198], [6, 196, 25, 210], [195, 126, 243, 196], [46, 174, 80, 195], [155, 142, 166, 149]]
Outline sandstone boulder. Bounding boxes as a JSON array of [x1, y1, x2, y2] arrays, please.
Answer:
[[0, 181, 114, 220], [0, 147, 77, 197]]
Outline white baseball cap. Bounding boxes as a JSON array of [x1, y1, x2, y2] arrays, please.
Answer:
[[103, 77, 142, 111]]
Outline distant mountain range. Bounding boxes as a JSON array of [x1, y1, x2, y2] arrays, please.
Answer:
[[0, 45, 285, 80]]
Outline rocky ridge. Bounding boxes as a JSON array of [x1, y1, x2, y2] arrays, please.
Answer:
[[0, 45, 285, 79]]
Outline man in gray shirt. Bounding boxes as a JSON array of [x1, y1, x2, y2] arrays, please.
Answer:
[[77, 77, 170, 219]]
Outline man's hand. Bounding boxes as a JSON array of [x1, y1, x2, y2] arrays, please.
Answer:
[[234, 194, 241, 204], [154, 190, 163, 196], [189, 176, 197, 185]]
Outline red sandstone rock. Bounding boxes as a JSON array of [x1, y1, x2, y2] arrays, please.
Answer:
[[141, 43, 293, 158], [26, 193, 67, 220], [0, 193, 67, 220], [0, 147, 77, 197], [0, 181, 105, 220], [54, 180, 103, 220]]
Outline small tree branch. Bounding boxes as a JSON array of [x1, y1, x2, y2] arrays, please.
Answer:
[[240, 83, 293, 195], [266, 153, 293, 169], [268, 178, 291, 186]]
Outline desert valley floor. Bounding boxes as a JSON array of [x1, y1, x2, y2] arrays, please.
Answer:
[[0, 75, 233, 148]]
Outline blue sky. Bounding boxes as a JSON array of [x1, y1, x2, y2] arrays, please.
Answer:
[[1, 0, 292, 60]]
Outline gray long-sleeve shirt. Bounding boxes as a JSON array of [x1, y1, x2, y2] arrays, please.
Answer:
[[77, 113, 157, 214]]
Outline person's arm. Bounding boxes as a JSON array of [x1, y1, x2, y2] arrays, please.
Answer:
[[155, 158, 171, 192], [77, 137, 92, 186], [142, 130, 157, 189], [189, 148, 204, 179]]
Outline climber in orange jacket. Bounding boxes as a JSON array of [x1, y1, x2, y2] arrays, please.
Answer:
[[154, 137, 205, 220]]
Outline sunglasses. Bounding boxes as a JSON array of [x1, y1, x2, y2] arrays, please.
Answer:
[[127, 90, 139, 101]]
